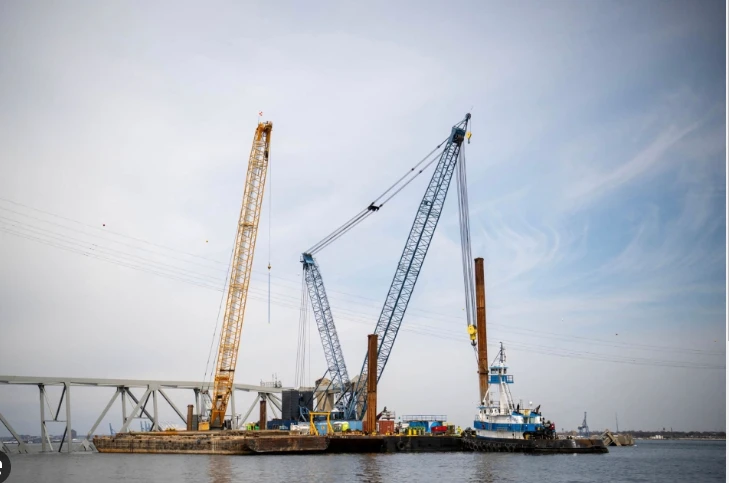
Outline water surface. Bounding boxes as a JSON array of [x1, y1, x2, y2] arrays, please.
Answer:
[[5, 439, 725, 482]]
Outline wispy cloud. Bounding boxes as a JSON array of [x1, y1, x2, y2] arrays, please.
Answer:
[[566, 121, 700, 205]]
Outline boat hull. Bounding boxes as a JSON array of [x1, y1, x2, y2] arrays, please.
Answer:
[[462, 434, 608, 454]]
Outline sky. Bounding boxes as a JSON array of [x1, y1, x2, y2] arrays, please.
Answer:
[[0, 0, 725, 437]]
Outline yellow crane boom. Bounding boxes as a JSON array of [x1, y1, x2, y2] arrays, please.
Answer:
[[210, 121, 272, 428]]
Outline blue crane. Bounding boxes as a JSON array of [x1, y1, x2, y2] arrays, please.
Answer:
[[298, 139, 446, 416], [345, 114, 471, 419], [300, 252, 351, 412], [300, 114, 471, 420]]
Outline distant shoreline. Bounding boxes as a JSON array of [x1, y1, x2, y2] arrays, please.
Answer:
[[633, 437, 726, 441]]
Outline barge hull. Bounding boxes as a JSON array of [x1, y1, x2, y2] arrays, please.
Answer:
[[93, 431, 328, 455], [327, 435, 463, 453], [462, 435, 608, 454], [94, 431, 607, 455]]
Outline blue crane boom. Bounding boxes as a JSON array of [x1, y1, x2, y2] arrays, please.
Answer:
[[346, 114, 471, 419], [301, 252, 351, 410], [298, 136, 448, 417]]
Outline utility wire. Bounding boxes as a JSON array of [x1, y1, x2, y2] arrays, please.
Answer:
[[201, 230, 238, 394], [0, 202, 723, 358], [0, 208, 227, 273], [0, 197, 228, 266], [295, 273, 306, 387], [1, 223, 721, 369], [0, 217, 223, 285]]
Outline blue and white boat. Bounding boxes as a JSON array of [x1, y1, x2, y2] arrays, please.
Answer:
[[472, 343, 555, 442], [462, 343, 607, 453]]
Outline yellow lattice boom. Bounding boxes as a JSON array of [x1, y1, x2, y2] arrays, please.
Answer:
[[210, 121, 272, 428]]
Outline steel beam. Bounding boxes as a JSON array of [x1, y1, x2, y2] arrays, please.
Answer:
[[266, 394, 280, 419], [121, 388, 127, 427], [65, 382, 72, 453], [240, 396, 259, 426], [119, 387, 152, 433], [140, 391, 151, 421], [125, 388, 155, 423], [194, 388, 200, 419], [230, 388, 237, 428], [158, 388, 187, 425], [40, 386, 53, 451], [152, 388, 159, 431], [266, 393, 282, 412], [0, 376, 287, 440], [0, 410, 28, 453], [54, 384, 66, 421], [39, 384, 48, 452], [0, 375, 285, 393], [85, 388, 120, 443]]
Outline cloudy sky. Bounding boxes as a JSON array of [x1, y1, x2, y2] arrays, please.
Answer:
[[0, 0, 725, 436]]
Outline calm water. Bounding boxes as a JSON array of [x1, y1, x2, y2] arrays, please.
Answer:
[[4, 440, 725, 482]]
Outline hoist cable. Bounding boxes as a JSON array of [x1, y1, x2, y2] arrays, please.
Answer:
[[306, 138, 448, 255], [457, 146, 476, 330]]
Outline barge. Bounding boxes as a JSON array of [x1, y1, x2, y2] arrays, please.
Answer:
[[92, 430, 328, 455], [93, 431, 464, 455], [93, 430, 604, 455]]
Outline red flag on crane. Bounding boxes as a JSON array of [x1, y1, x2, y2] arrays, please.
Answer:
[[258, 111, 263, 117]]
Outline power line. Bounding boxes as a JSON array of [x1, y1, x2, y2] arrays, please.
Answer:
[[0, 198, 228, 267], [1, 226, 723, 370], [0, 207, 227, 273], [0, 199, 724, 360]]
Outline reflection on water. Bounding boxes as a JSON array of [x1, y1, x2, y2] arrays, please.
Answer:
[[466, 454, 504, 483], [355, 454, 384, 483], [208, 455, 232, 483]]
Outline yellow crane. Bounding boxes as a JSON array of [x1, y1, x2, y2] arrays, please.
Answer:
[[208, 120, 272, 429]]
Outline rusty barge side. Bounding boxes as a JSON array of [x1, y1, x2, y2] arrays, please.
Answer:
[[93, 431, 465, 455], [93, 430, 328, 455]]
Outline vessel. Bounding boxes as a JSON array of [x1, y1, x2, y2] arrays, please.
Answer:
[[93, 430, 329, 455], [92, 430, 464, 455], [463, 343, 607, 454]]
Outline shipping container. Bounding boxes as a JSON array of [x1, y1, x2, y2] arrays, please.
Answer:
[[377, 420, 395, 434]]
